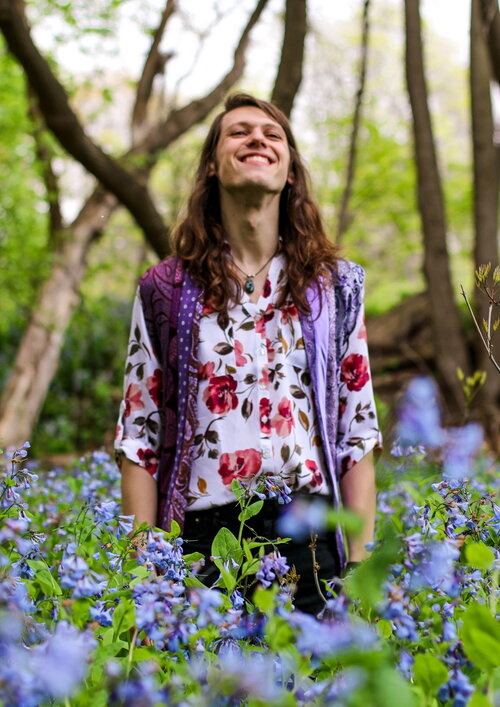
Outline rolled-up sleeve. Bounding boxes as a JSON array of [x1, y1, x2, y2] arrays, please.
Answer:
[[114, 288, 163, 479], [336, 283, 382, 477]]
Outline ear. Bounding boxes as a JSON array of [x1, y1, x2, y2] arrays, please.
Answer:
[[208, 161, 217, 177], [287, 171, 295, 185]]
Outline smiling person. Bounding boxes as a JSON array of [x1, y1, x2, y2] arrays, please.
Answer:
[[115, 93, 381, 615]]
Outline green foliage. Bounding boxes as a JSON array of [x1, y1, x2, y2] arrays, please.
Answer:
[[0, 46, 50, 337]]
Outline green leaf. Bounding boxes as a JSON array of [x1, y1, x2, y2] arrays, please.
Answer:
[[265, 614, 295, 650], [326, 507, 363, 534], [231, 479, 243, 501], [112, 598, 135, 638], [27, 560, 62, 596], [460, 603, 500, 671], [238, 500, 263, 522], [344, 524, 400, 608], [377, 619, 393, 639], [370, 666, 417, 707], [464, 541, 495, 569], [254, 585, 278, 613], [212, 527, 241, 559], [468, 693, 494, 707], [413, 654, 448, 697], [170, 520, 181, 537]]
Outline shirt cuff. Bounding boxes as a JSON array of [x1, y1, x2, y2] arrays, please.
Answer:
[[336, 434, 382, 478]]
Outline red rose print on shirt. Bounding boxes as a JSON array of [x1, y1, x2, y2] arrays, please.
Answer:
[[340, 353, 370, 391], [234, 340, 247, 367], [306, 459, 323, 487], [260, 398, 272, 434], [203, 375, 238, 414], [357, 317, 367, 340], [281, 302, 299, 324], [262, 278, 271, 298], [255, 304, 275, 335], [198, 361, 215, 380], [124, 383, 145, 417], [218, 448, 262, 485], [146, 368, 163, 406], [271, 396, 295, 437], [137, 448, 158, 476]]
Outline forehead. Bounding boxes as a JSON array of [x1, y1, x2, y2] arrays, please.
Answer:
[[220, 106, 286, 134]]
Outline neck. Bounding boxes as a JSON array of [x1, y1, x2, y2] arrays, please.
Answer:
[[219, 190, 280, 267]]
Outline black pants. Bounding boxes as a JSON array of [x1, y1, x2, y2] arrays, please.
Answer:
[[182, 498, 340, 616]]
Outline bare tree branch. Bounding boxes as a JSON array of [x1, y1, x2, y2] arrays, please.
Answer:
[[0, 0, 169, 256], [142, 0, 271, 156], [132, 0, 176, 141], [335, 0, 371, 244], [271, 0, 307, 117]]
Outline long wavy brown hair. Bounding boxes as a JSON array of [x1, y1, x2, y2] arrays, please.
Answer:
[[171, 93, 340, 317]]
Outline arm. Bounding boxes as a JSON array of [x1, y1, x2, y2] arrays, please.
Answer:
[[339, 450, 376, 562], [120, 457, 158, 528]]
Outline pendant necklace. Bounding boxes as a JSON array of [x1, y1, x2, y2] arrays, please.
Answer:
[[231, 248, 278, 294]]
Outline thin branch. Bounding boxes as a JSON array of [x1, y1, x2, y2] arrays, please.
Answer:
[[132, 0, 176, 139], [460, 285, 500, 373]]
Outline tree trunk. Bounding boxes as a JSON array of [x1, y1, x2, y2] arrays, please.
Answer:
[[335, 0, 371, 243], [404, 0, 470, 419], [0, 190, 117, 446], [271, 0, 307, 117], [479, 0, 500, 84], [470, 0, 500, 445]]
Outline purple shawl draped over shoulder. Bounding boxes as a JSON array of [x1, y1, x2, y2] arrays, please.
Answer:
[[139, 256, 365, 573]]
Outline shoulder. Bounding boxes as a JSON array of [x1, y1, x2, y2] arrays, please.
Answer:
[[139, 255, 184, 294], [333, 259, 365, 291]]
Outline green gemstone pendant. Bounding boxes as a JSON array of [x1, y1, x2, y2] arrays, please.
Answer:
[[244, 278, 255, 294]]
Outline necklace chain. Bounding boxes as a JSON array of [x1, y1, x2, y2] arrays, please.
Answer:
[[231, 248, 278, 294]]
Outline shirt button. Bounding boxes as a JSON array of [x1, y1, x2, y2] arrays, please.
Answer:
[[259, 382, 267, 390], [259, 343, 267, 355], [262, 449, 271, 459]]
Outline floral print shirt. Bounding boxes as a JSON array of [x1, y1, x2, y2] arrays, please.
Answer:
[[115, 254, 381, 510]]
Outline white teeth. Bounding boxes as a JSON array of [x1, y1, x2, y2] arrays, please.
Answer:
[[242, 155, 270, 164]]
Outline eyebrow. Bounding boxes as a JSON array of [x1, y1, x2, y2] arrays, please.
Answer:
[[225, 121, 285, 134]]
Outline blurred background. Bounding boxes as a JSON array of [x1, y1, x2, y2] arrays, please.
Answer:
[[0, 0, 498, 460]]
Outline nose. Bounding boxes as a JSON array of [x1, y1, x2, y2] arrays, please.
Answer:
[[246, 127, 267, 146]]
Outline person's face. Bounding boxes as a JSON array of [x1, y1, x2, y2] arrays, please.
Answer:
[[210, 106, 293, 197]]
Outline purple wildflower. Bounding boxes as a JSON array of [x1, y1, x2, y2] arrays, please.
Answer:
[[277, 496, 328, 541], [256, 551, 290, 588], [396, 376, 445, 448], [443, 423, 483, 479]]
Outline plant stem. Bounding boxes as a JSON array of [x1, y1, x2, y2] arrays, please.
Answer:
[[126, 627, 139, 677], [309, 533, 327, 605]]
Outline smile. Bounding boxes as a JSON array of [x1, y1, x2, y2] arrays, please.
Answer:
[[239, 154, 273, 165]]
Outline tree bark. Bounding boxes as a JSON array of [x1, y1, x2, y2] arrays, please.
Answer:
[[335, 0, 371, 243], [271, 0, 307, 117], [0, 0, 270, 447], [479, 0, 500, 84], [404, 0, 470, 418], [470, 0, 500, 445]]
